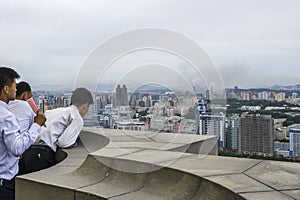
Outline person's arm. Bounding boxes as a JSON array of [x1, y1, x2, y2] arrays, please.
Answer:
[[3, 115, 41, 156], [56, 118, 83, 148]]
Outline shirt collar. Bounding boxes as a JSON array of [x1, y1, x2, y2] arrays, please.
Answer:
[[0, 100, 8, 109], [71, 105, 83, 119]]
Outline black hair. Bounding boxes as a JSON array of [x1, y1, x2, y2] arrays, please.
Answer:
[[16, 81, 32, 97], [0, 67, 20, 91], [71, 88, 93, 106]]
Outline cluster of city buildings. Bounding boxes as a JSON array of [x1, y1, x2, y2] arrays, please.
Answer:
[[92, 85, 197, 134], [226, 86, 300, 104], [33, 84, 300, 159], [33, 84, 197, 134], [196, 97, 300, 158]]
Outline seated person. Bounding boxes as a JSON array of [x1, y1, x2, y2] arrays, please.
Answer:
[[18, 87, 93, 175]]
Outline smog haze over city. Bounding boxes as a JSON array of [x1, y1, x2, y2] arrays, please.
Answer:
[[0, 0, 300, 91]]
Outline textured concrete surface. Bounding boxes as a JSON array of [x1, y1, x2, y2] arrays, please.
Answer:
[[16, 128, 300, 200], [282, 190, 300, 199], [244, 161, 300, 190], [239, 191, 295, 200], [160, 154, 262, 176], [204, 174, 273, 193]]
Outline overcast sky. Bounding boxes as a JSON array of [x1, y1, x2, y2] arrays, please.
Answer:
[[0, 0, 299, 91]]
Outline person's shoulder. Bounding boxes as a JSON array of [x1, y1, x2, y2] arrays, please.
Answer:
[[0, 105, 13, 118], [0, 106, 18, 127], [9, 99, 25, 106], [46, 106, 69, 113], [44, 106, 69, 117], [11, 99, 31, 109], [9, 100, 34, 115]]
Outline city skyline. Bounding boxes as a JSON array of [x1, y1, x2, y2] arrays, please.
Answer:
[[1, 0, 300, 90]]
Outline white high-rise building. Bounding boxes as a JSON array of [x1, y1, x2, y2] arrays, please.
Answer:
[[258, 91, 269, 100], [196, 98, 225, 147], [199, 112, 225, 147], [289, 127, 300, 157]]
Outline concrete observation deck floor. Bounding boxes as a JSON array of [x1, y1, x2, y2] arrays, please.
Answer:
[[16, 128, 300, 200]]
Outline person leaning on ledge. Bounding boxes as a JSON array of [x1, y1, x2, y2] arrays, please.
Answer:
[[18, 87, 94, 175], [0, 67, 46, 200]]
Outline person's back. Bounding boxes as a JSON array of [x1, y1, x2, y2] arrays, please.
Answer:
[[9, 81, 35, 134], [36, 105, 83, 151]]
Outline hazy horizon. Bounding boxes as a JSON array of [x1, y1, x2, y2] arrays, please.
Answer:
[[1, 0, 300, 90], [31, 82, 300, 93]]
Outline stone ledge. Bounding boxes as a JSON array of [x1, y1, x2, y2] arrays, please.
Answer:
[[16, 128, 300, 200]]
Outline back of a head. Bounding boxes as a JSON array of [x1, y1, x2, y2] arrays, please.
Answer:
[[71, 88, 93, 106], [0, 67, 20, 91], [16, 81, 32, 97]]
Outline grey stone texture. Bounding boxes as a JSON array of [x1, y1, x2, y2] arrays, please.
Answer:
[[16, 128, 300, 200]]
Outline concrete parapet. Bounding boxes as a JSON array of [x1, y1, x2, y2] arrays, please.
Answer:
[[16, 128, 300, 200]]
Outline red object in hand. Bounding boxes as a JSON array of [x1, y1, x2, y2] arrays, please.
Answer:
[[27, 97, 39, 114]]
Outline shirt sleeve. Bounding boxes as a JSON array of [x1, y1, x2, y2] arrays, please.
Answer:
[[56, 117, 83, 148], [3, 115, 41, 156]]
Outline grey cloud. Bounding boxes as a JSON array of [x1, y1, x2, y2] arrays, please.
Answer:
[[0, 0, 300, 89]]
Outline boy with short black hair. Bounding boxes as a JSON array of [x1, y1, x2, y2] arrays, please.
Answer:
[[0, 67, 46, 199]]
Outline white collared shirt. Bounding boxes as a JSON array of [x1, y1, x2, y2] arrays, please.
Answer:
[[36, 105, 83, 152], [8, 99, 35, 134], [0, 100, 41, 180]]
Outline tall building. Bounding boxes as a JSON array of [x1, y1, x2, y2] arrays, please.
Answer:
[[195, 98, 206, 134], [226, 114, 239, 151], [196, 98, 225, 147], [275, 92, 286, 102], [205, 89, 210, 101], [199, 112, 225, 147], [241, 91, 251, 101], [258, 91, 269, 100], [292, 92, 298, 99], [239, 113, 274, 156], [289, 127, 300, 157], [233, 86, 239, 93], [129, 92, 139, 107], [115, 84, 128, 107]]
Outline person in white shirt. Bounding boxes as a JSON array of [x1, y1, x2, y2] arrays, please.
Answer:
[[9, 81, 35, 134], [0, 67, 46, 200], [18, 87, 93, 175]]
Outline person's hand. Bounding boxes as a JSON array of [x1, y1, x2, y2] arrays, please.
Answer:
[[34, 112, 47, 127]]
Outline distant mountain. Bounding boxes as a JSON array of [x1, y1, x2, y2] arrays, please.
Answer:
[[269, 84, 300, 91], [134, 84, 172, 93], [227, 84, 300, 91]]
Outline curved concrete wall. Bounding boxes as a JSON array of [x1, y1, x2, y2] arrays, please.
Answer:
[[16, 128, 300, 200]]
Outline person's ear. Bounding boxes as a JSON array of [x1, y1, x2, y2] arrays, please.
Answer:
[[3, 85, 9, 94], [23, 92, 30, 101], [19, 92, 26, 100], [81, 103, 88, 109]]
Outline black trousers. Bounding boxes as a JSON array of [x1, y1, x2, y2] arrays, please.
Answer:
[[0, 178, 15, 200], [18, 145, 56, 175]]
